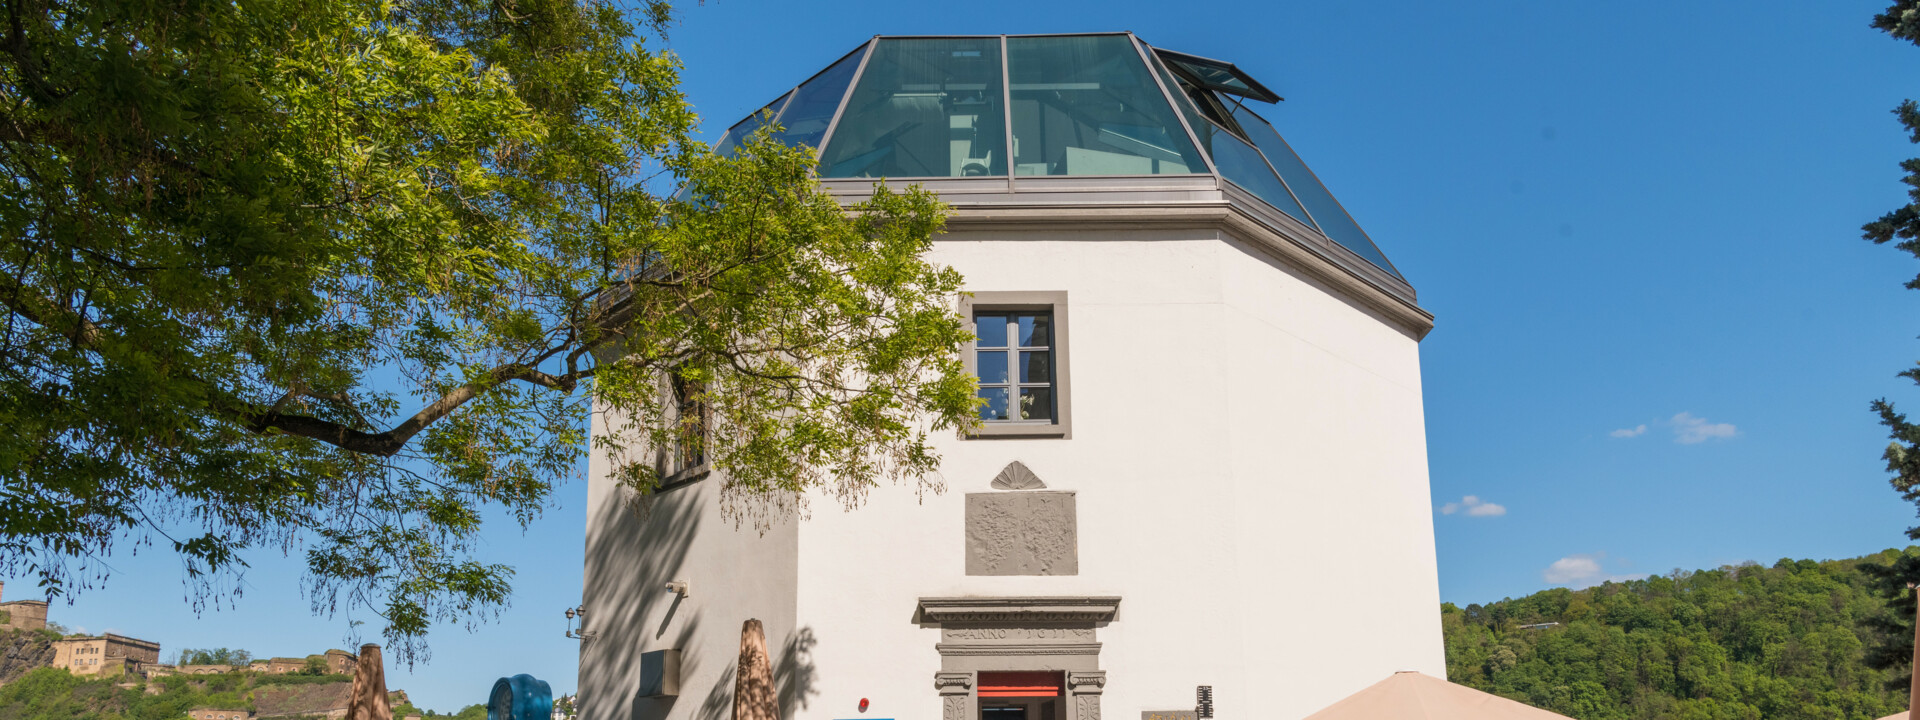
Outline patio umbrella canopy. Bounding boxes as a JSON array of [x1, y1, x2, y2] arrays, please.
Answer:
[[1303, 672, 1580, 720]]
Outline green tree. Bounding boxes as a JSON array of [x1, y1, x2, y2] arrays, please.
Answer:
[[0, 0, 974, 662], [1443, 553, 1911, 720], [177, 647, 254, 667], [1861, 0, 1920, 683]]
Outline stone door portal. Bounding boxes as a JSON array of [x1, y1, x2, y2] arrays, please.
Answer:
[[916, 597, 1119, 720]]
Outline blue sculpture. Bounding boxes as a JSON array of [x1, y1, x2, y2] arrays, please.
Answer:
[[487, 674, 553, 720]]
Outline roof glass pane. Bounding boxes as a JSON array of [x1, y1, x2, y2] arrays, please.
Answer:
[[715, 93, 790, 158], [1143, 44, 1211, 158], [1178, 61, 1250, 93], [1229, 103, 1400, 278], [818, 37, 1007, 178], [769, 45, 868, 150], [1006, 35, 1207, 176], [1154, 49, 1281, 103], [1192, 120, 1313, 226]]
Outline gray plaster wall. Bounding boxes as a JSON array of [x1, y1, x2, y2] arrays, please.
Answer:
[[578, 456, 801, 720]]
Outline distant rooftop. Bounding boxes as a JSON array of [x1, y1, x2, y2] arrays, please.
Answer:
[[711, 33, 1408, 297]]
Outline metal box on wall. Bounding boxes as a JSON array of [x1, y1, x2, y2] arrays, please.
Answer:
[[639, 649, 681, 698]]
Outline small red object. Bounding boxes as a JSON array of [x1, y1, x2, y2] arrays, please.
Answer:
[[859, 698, 869, 713]]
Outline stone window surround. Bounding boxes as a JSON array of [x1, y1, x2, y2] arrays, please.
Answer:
[[654, 373, 714, 492], [962, 291, 1073, 439], [919, 596, 1118, 720]]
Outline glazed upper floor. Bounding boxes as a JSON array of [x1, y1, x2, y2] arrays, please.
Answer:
[[707, 33, 1413, 304]]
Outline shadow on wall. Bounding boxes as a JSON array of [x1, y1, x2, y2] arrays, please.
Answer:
[[775, 627, 818, 716], [688, 627, 817, 720], [582, 485, 705, 720]]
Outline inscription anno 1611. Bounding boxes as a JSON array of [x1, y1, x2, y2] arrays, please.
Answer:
[[1143, 712, 1197, 720], [944, 627, 1095, 641]]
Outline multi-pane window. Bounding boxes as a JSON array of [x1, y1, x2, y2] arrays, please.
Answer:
[[670, 375, 707, 471], [974, 312, 1055, 422]]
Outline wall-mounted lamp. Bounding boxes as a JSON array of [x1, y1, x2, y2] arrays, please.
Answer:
[[665, 580, 689, 599], [564, 605, 595, 640]]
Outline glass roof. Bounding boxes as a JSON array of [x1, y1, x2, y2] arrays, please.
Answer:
[[713, 33, 1402, 283], [1153, 48, 1282, 104]]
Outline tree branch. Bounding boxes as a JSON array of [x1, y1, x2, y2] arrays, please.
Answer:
[[243, 361, 597, 457], [0, 268, 102, 348]]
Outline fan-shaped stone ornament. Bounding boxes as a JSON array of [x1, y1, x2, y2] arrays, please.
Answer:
[[991, 461, 1046, 490]]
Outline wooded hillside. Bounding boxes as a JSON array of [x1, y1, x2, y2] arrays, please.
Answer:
[[1444, 551, 1915, 720], [0, 665, 392, 719]]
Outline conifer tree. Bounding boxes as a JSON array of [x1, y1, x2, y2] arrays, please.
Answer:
[[1861, 0, 1920, 683]]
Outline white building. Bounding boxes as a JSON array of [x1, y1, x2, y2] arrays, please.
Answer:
[[580, 33, 1442, 720]]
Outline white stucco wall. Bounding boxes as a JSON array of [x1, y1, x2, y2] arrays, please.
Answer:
[[580, 224, 1442, 720], [580, 447, 800, 720]]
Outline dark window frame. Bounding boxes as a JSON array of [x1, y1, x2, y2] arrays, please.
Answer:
[[961, 291, 1072, 439], [657, 372, 712, 490]]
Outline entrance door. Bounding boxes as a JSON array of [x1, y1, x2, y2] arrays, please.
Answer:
[[978, 672, 1063, 720]]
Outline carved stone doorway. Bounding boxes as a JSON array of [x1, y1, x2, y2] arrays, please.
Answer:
[[916, 597, 1120, 720]]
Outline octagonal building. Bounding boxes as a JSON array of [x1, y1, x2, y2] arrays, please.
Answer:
[[580, 32, 1442, 720]]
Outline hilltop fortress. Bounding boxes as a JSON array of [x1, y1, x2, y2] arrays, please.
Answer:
[[0, 580, 358, 681], [0, 582, 48, 632]]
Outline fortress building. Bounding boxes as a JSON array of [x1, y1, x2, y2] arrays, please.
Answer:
[[52, 633, 161, 677], [0, 581, 49, 632], [581, 33, 1440, 720]]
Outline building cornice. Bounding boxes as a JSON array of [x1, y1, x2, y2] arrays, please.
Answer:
[[942, 201, 1434, 340], [916, 596, 1122, 625]]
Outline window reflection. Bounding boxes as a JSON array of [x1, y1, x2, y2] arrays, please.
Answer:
[[1016, 314, 1049, 346], [715, 93, 790, 158], [978, 388, 1011, 421], [974, 311, 1057, 424], [1007, 35, 1207, 176], [1194, 120, 1314, 226], [1229, 103, 1401, 278], [768, 46, 868, 150], [818, 38, 1008, 178]]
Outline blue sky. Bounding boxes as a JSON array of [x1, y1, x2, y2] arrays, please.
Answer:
[[16, 0, 1920, 712]]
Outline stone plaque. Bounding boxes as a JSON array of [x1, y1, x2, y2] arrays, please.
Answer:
[[1142, 712, 1195, 720], [965, 491, 1078, 575]]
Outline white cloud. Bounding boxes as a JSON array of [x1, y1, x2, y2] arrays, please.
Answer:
[[1670, 412, 1737, 444], [1438, 495, 1507, 517], [1543, 552, 1641, 589], [1609, 424, 1647, 438], [1467, 501, 1507, 517], [1543, 554, 1603, 585]]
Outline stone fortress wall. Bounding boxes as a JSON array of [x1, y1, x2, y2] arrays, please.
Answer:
[[0, 576, 375, 697], [0, 582, 49, 632], [52, 633, 162, 677]]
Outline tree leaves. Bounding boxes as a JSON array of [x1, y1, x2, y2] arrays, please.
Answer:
[[1445, 555, 1912, 719], [0, 0, 972, 662]]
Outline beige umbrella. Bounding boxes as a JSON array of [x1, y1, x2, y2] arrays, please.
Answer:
[[1303, 671, 1578, 720], [345, 644, 393, 720], [735, 619, 778, 720]]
